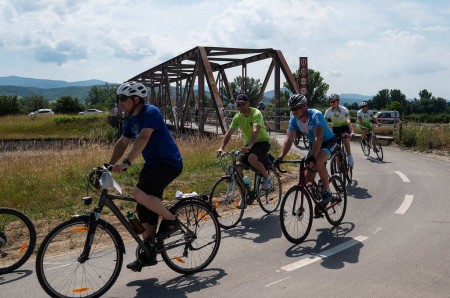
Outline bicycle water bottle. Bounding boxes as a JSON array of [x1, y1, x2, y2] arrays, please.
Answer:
[[127, 211, 145, 234], [243, 176, 252, 189]]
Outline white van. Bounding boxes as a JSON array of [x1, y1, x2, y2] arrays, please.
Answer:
[[374, 110, 400, 124]]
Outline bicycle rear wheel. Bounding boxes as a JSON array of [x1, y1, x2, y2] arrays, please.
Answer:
[[373, 136, 384, 161], [162, 200, 221, 274], [279, 185, 313, 244], [209, 176, 245, 229], [257, 170, 282, 213], [324, 175, 347, 226], [0, 208, 36, 274], [329, 152, 344, 181], [36, 216, 123, 298]]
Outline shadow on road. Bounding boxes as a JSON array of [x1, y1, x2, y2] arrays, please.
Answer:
[[346, 180, 372, 199], [220, 210, 282, 243], [284, 222, 363, 269], [127, 268, 226, 298], [0, 269, 33, 285]]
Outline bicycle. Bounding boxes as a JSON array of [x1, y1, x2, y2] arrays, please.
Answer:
[[293, 130, 309, 149], [210, 150, 282, 229], [0, 208, 36, 274], [276, 158, 347, 244], [329, 134, 353, 185], [360, 123, 383, 161], [35, 164, 221, 298]]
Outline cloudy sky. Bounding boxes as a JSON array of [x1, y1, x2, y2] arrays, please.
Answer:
[[1, 0, 449, 99]]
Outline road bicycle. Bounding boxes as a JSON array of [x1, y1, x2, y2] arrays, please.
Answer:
[[360, 124, 383, 161], [35, 164, 221, 298], [329, 134, 353, 185], [276, 158, 347, 244], [293, 130, 309, 149], [210, 150, 282, 229], [0, 207, 36, 274]]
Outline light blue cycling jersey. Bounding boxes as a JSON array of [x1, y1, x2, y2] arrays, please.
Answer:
[[288, 109, 335, 143]]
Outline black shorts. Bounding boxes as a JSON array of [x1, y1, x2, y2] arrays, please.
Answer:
[[238, 141, 271, 165], [332, 125, 350, 137], [136, 163, 182, 225], [319, 137, 338, 158]]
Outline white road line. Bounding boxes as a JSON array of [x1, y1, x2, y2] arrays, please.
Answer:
[[266, 276, 291, 287], [395, 171, 410, 182], [395, 195, 414, 214], [373, 227, 382, 234], [280, 235, 369, 272]]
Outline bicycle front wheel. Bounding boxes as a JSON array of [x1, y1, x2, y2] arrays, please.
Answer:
[[329, 152, 344, 181], [361, 140, 370, 156], [280, 185, 313, 244], [0, 208, 36, 274], [257, 170, 282, 213], [36, 216, 123, 298], [324, 175, 347, 226], [302, 135, 310, 149], [162, 200, 221, 274], [373, 136, 384, 161], [209, 176, 245, 229]]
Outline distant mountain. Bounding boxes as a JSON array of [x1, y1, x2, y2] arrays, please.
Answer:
[[339, 93, 373, 105], [0, 76, 112, 89]]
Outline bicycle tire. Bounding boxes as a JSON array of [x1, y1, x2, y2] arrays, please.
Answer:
[[265, 123, 271, 136], [209, 176, 245, 229], [161, 199, 221, 274], [360, 140, 370, 156], [373, 136, 384, 161], [279, 185, 313, 244], [36, 216, 124, 298], [0, 208, 36, 274], [324, 175, 347, 226], [329, 152, 344, 181], [302, 135, 310, 149], [257, 170, 282, 213]]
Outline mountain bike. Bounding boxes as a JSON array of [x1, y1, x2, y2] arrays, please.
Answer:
[[0, 208, 36, 274], [360, 123, 383, 161], [276, 158, 347, 244], [210, 150, 282, 229], [329, 134, 353, 185], [293, 130, 309, 149], [35, 164, 221, 298]]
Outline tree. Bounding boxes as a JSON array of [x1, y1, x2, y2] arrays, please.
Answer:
[[85, 84, 117, 110], [20, 95, 49, 113], [226, 76, 262, 106], [0, 95, 21, 116], [52, 96, 85, 114], [284, 68, 329, 107]]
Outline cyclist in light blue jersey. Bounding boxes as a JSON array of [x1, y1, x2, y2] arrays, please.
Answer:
[[277, 94, 337, 209]]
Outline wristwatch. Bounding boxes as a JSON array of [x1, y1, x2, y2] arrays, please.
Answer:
[[123, 158, 132, 166]]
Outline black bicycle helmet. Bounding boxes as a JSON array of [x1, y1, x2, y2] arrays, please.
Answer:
[[329, 93, 340, 101], [288, 94, 307, 107]]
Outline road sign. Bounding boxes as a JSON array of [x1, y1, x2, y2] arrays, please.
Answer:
[[299, 57, 308, 95]]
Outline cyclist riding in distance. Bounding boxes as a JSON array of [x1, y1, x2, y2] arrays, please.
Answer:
[[109, 81, 183, 272], [257, 101, 266, 112], [276, 94, 337, 209], [324, 93, 355, 166], [357, 101, 380, 145], [216, 93, 273, 190]]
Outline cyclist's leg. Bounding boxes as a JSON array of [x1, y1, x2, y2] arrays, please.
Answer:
[[246, 142, 270, 178]]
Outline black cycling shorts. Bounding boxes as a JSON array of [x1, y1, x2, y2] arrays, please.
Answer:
[[136, 163, 182, 225], [332, 125, 351, 137], [319, 137, 338, 158], [238, 141, 271, 165]]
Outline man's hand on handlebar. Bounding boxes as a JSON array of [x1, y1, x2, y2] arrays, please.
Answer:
[[305, 155, 316, 169]]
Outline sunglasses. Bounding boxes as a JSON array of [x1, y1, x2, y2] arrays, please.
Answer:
[[291, 106, 303, 112], [118, 96, 131, 102], [329, 100, 337, 103], [236, 102, 246, 107]]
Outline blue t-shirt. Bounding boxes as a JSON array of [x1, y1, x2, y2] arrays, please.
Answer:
[[123, 104, 183, 169], [288, 109, 335, 143]]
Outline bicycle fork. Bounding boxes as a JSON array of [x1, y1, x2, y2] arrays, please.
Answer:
[[78, 210, 100, 263]]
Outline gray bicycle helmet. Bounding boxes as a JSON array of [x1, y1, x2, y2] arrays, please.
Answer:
[[359, 101, 368, 107], [329, 93, 340, 101], [288, 94, 307, 107], [117, 81, 147, 98]]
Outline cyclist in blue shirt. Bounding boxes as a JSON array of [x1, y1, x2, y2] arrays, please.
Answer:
[[109, 81, 183, 272], [277, 94, 337, 209]]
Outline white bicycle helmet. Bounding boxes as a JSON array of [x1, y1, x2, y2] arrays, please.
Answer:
[[288, 94, 307, 107], [117, 81, 147, 98], [359, 101, 368, 107], [329, 93, 340, 101]]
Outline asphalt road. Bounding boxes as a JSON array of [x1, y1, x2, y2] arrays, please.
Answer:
[[1, 138, 449, 298]]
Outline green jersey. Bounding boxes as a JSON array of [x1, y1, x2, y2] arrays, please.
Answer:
[[230, 107, 270, 144], [324, 106, 350, 127]]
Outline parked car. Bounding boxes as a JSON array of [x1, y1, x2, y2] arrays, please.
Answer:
[[374, 110, 401, 124], [29, 109, 55, 119], [79, 109, 104, 116]]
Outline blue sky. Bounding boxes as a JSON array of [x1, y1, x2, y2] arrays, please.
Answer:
[[0, 0, 449, 99]]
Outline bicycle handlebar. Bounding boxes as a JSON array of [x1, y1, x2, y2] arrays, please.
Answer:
[[275, 158, 305, 173]]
